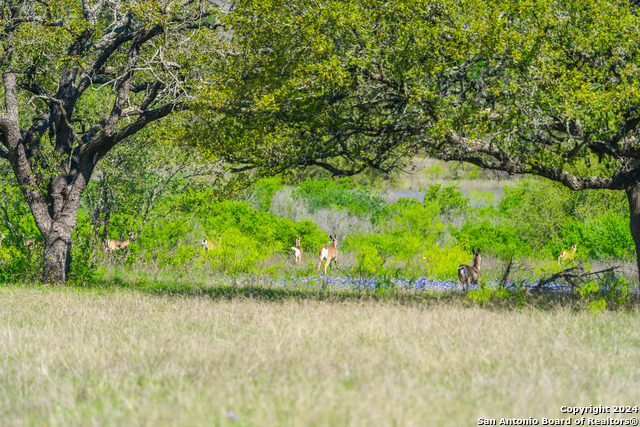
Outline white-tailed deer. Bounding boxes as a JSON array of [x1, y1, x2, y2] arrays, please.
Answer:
[[103, 238, 131, 252], [201, 238, 216, 251], [558, 243, 577, 265], [458, 248, 482, 292], [292, 236, 303, 266], [317, 235, 340, 274]]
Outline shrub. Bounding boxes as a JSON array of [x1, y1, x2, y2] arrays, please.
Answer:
[[496, 178, 633, 259], [249, 177, 284, 211], [453, 221, 536, 259], [559, 213, 634, 259], [421, 245, 471, 280], [389, 198, 443, 242], [424, 183, 470, 217], [116, 199, 329, 274], [293, 178, 391, 224]]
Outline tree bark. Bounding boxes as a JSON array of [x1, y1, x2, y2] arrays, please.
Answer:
[[42, 220, 74, 284], [625, 182, 640, 283]]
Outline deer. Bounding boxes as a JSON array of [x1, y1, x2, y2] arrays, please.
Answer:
[[457, 248, 482, 292], [558, 243, 577, 265], [103, 238, 131, 252], [201, 235, 222, 251], [201, 238, 216, 251], [292, 236, 303, 266], [317, 235, 340, 274]]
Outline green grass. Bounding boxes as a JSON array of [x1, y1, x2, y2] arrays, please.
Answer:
[[0, 283, 639, 426]]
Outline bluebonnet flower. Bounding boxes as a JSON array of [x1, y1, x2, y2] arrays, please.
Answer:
[[211, 272, 631, 294]]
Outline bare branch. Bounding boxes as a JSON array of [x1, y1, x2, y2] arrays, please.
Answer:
[[83, 101, 185, 161], [435, 133, 640, 191]]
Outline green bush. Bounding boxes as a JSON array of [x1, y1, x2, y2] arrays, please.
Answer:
[[249, 177, 284, 211], [293, 178, 391, 224], [344, 198, 445, 277], [487, 178, 633, 261], [117, 199, 328, 274], [424, 183, 470, 217], [453, 221, 536, 259], [390, 198, 443, 242], [0, 244, 41, 283], [559, 213, 634, 259], [344, 230, 425, 277], [422, 245, 471, 280]]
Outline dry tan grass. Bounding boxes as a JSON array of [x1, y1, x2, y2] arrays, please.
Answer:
[[1, 286, 639, 426]]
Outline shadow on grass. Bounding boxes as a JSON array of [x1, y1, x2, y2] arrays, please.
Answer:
[[88, 277, 464, 304], [56, 277, 618, 311]]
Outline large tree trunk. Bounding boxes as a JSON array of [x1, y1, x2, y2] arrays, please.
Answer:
[[42, 219, 76, 284], [625, 182, 640, 284]]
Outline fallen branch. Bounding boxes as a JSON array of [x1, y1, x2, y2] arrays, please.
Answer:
[[534, 265, 621, 290]]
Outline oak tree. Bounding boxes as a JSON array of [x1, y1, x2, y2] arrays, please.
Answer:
[[197, 0, 640, 279], [0, 0, 224, 283]]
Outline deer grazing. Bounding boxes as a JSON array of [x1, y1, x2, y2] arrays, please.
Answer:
[[558, 243, 577, 265], [317, 235, 340, 274], [292, 236, 303, 266], [457, 248, 482, 292], [103, 238, 131, 252]]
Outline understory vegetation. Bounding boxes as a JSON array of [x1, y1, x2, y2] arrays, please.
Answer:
[[0, 143, 636, 311]]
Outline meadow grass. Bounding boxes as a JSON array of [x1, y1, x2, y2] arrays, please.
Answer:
[[0, 283, 639, 426]]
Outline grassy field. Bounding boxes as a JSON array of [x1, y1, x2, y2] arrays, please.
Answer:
[[1, 284, 639, 426]]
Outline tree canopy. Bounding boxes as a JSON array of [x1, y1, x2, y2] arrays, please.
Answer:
[[197, 0, 640, 185]]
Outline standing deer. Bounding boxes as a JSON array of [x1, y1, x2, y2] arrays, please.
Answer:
[[292, 236, 303, 266], [457, 248, 482, 292], [103, 238, 131, 252], [201, 235, 222, 251], [317, 235, 340, 274], [558, 243, 577, 265], [201, 238, 216, 251]]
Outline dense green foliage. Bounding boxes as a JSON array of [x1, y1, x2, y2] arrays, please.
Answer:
[[193, 0, 640, 186], [1, 154, 636, 283], [455, 179, 633, 260], [293, 178, 391, 224]]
